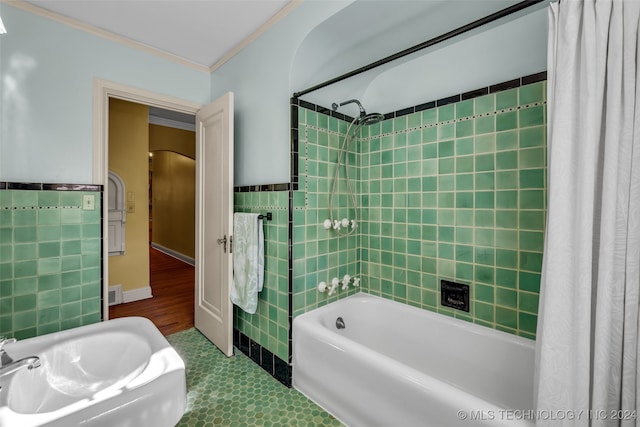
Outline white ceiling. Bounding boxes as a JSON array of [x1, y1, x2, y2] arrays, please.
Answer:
[[25, 0, 294, 69]]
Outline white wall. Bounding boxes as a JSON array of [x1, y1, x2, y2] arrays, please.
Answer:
[[210, 1, 352, 187], [0, 3, 210, 184], [212, 0, 548, 187]]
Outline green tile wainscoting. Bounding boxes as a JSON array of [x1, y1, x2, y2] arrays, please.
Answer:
[[292, 110, 362, 317], [292, 77, 546, 340], [233, 189, 290, 363], [199, 75, 546, 388], [0, 187, 103, 339]]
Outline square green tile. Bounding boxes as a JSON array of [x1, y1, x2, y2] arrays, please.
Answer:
[[496, 151, 518, 170], [496, 171, 518, 189], [456, 120, 474, 138], [519, 312, 538, 334], [475, 116, 495, 134], [496, 88, 517, 109], [519, 82, 544, 104], [496, 307, 517, 329], [496, 111, 518, 131], [475, 192, 495, 209], [497, 130, 518, 151], [475, 94, 495, 114], [520, 190, 545, 209], [519, 106, 545, 128], [475, 284, 495, 303], [496, 268, 517, 288], [496, 287, 517, 308], [475, 154, 495, 172], [519, 126, 545, 148], [496, 210, 518, 229], [456, 156, 474, 173]]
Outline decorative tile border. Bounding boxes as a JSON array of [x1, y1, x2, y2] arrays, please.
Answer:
[[291, 71, 547, 139], [381, 71, 547, 120], [0, 182, 102, 191], [234, 183, 291, 193]]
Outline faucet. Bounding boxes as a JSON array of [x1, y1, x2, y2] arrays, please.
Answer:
[[0, 337, 16, 366], [0, 356, 41, 378], [0, 337, 41, 380]]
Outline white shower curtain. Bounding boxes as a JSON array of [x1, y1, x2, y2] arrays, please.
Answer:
[[535, 1, 640, 425]]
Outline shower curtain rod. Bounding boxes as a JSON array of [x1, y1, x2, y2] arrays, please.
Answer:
[[292, 0, 546, 99]]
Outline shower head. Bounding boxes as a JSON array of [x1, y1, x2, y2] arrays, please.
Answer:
[[358, 112, 384, 126], [332, 99, 383, 126]]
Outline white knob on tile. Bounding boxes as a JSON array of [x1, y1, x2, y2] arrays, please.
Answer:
[[333, 220, 341, 230], [342, 274, 351, 290], [353, 277, 361, 287], [328, 277, 340, 296], [341, 218, 350, 228], [323, 219, 332, 230], [318, 281, 327, 293]]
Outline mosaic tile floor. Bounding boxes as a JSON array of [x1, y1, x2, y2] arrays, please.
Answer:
[[166, 328, 343, 427]]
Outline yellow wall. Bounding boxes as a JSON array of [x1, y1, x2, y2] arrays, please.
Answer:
[[149, 124, 195, 159], [151, 150, 196, 258], [108, 99, 150, 292]]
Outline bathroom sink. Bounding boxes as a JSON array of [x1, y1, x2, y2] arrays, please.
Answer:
[[0, 317, 186, 427]]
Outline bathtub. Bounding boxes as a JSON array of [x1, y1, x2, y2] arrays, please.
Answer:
[[293, 293, 535, 427]]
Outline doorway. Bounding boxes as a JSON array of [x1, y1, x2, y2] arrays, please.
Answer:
[[93, 80, 201, 322], [107, 100, 197, 336], [94, 80, 235, 354]]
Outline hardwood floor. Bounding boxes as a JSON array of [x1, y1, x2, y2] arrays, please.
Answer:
[[109, 246, 195, 336]]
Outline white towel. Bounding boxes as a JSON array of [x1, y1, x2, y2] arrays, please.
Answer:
[[230, 213, 264, 314]]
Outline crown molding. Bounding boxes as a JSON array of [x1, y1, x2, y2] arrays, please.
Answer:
[[3, 0, 211, 73], [209, 0, 302, 72]]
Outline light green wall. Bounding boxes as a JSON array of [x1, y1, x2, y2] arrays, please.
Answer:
[[0, 3, 210, 184], [210, 1, 351, 187]]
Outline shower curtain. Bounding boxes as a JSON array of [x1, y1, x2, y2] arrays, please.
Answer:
[[535, 1, 640, 425]]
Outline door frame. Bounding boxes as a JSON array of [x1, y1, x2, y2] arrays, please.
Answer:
[[92, 79, 202, 319]]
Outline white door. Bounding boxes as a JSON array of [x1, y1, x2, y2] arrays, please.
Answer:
[[195, 92, 234, 356]]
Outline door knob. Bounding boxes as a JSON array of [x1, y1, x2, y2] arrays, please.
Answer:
[[217, 235, 227, 253]]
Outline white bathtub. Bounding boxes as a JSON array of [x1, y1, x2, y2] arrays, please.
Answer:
[[293, 293, 535, 427]]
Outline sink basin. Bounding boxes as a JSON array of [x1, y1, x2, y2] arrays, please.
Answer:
[[0, 317, 186, 427]]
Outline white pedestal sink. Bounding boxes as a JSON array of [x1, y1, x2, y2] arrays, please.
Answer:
[[0, 317, 186, 427]]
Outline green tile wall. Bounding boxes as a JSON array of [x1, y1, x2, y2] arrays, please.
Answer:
[[292, 109, 361, 316], [359, 81, 546, 339], [292, 81, 546, 340], [0, 190, 102, 339], [233, 191, 289, 361]]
